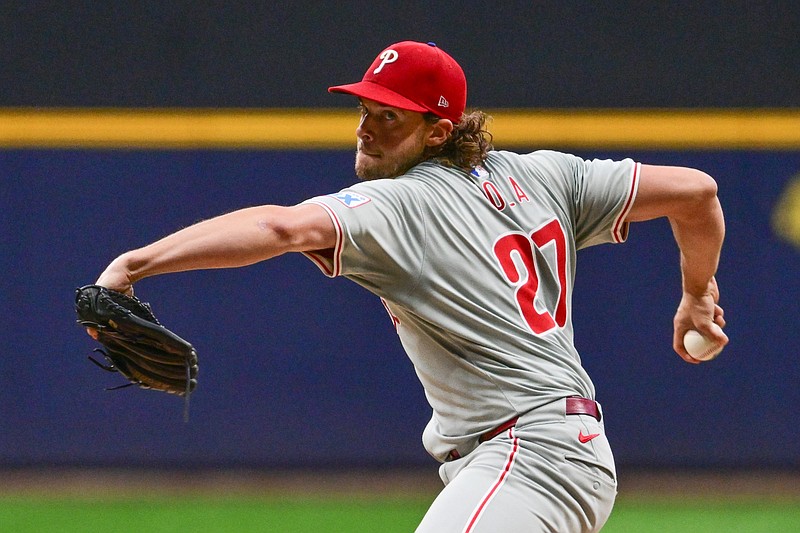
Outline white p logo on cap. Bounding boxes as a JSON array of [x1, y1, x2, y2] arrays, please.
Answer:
[[373, 49, 398, 74]]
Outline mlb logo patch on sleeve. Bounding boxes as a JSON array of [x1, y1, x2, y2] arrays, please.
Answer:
[[329, 190, 372, 208]]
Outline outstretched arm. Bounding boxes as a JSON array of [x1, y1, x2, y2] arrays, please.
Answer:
[[96, 203, 336, 293], [626, 164, 727, 363]]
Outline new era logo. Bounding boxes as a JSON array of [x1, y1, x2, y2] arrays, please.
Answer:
[[438, 96, 449, 108]]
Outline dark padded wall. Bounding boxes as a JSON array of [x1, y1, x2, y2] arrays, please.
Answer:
[[2, 2, 798, 108]]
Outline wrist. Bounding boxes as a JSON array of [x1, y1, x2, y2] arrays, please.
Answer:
[[97, 251, 139, 289]]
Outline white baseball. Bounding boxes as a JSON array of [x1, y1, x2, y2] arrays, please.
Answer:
[[683, 329, 724, 361]]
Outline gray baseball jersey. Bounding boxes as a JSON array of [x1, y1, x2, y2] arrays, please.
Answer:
[[304, 149, 639, 462]]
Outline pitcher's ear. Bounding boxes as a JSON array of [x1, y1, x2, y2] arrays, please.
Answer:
[[426, 119, 454, 148]]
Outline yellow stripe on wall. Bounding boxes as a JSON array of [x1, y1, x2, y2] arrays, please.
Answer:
[[0, 109, 357, 149], [492, 109, 800, 150], [1, 108, 799, 149]]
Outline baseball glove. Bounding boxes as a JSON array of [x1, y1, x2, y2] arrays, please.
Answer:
[[74, 285, 198, 405]]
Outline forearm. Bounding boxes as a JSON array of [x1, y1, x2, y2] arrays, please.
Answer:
[[670, 194, 725, 296], [97, 203, 333, 289], [628, 165, 725, 295], [668, 179, 728, 360], [101, 206, 287, 287], [122, 207, 285, 281], [627, 165, 728, 361]]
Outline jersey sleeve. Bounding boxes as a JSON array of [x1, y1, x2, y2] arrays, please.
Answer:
[[300, 180, 426, 297], [571, 155, 640, 249], [514, 150, 639, 249]]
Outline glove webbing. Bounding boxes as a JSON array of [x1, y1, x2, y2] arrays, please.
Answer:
[[88, 347, 193, 422]]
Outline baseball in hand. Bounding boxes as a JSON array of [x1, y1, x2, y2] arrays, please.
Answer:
[[683, 329, 724, 361]]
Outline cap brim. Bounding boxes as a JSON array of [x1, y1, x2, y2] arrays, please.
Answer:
[[329, 81, 429, 114]]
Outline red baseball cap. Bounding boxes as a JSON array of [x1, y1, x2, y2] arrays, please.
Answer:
[[329, 41, 466, 123]]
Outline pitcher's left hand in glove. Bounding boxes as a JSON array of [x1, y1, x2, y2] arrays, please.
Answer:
[[74, 285, 198, 398]]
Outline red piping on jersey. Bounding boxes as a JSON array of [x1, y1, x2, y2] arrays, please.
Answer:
[[462, 428, 520, 533], [301, 200, 343, 277], [612, 162, 640, 243]]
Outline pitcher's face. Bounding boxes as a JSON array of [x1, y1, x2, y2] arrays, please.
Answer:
[[354, 99, 432, 180]]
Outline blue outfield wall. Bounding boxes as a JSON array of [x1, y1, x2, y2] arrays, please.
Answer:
[[2, 148, 799, 469]]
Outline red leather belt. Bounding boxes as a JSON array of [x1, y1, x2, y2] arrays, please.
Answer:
[[566, 396, 602, 422], [478, 416, 519, 443], [446, 397, 601, 461]]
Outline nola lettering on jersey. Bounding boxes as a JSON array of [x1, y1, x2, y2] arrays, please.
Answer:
[[473, 167, 531, 211], [329, 190, 372, 208]]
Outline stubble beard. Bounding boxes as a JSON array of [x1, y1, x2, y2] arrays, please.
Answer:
[[354, 137, 428, 181]]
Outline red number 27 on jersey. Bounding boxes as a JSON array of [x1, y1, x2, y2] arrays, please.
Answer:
[[493, 219, 568, 335]]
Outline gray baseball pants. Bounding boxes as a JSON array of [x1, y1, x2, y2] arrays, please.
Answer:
[[416, 398, 617, 532]]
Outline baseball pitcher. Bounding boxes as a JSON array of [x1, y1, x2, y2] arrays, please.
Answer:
[[89, 41, 727, 532]]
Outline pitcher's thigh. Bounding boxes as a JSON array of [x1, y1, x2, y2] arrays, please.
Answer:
[[416, 436, 615, 532]]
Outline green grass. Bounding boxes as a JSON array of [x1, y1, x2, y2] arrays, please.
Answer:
[[0, 496, 432, 533], [604, 499, 800, 533], [1, 495, 798, 532]]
